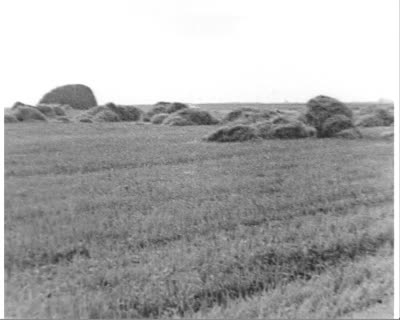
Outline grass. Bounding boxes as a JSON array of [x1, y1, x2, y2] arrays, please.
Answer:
[[4, 114, 394, 318]]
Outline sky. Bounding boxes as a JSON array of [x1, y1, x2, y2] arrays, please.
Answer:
[[0, 0, 398, 106]]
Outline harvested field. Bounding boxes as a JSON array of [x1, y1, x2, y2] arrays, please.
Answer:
[[4, 102, 395, 319]]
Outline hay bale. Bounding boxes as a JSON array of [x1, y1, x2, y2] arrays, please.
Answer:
[[356, 108, 394, 127], [164, 109, 219, 126], [13, 105, 47, 122], [151, 113, 169, 124], [268, 121, 312, 139], [333, 127, 363, 139], [104, 103, 143, 121], [39, 84, 97, 110], [36, 104, 67, 117], [205, 125, 258, 142], [4, 114, 19, 123], [305, 95, 353, 137], [321, 114, 354, 137]]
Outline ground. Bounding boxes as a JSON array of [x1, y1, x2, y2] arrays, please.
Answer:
[[4, 103, 394, 319]]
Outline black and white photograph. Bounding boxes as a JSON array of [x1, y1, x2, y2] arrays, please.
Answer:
[[1, 0, 399, 318]]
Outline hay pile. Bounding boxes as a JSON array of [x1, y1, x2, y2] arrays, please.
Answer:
[[205, 119, 315, 142], [77, 103, 143, 123], [333, 128, 363, 139], [4, 114, 18, 123], [9, 102, 48, 122], [146, 101, 190, 119], [356, 107, 394, 127], [151, 113, 169, 124], [39, 84, 97, 110], [36, 104, 67, 117], [206, 125, 258, 142], [321, 114, 353, 137], [163, 108, 219, 126], [223, 108, 279, 124], [104, 103, 143, 121], [305, 95, 354, 137]]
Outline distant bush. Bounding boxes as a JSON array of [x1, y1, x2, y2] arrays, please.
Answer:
[[321, 114, 354, 138], [356, 108, 394, 127], [4, 114, 18, 123], [39, 84, 97, 110], [305, 95, 353, 137], [205, 125, 258, 142], [163, 109, 219, 126], [12, 105, 47, 122], [151, 113, 169, 124]]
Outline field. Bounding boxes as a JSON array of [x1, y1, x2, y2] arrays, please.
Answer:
[[4, 103, 394, 318]]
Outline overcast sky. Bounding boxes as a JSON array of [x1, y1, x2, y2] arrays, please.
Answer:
[[0, 0, 398, 106]]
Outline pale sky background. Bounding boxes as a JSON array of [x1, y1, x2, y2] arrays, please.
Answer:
[[0, 0, 398, 107]]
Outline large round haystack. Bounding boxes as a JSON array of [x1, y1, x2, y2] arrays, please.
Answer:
[[39, 84, 97, 110], [12, 105, 47, 122], [305, 95, 353, 137], [356, 108, 394, 127], [164, 109, 219, 126], [151, 113, 169, 124], [36, 104, 67, 117], [321, 114, 353, 137], [104, 103, 143, 121], [205, 125, 258, 142], [4, 114, 19, 123], [268, 121, 312, 139]]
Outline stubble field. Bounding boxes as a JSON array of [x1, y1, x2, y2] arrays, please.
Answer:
[[4, 103, 394, 318]]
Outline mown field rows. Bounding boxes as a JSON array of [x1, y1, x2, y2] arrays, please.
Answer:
[[4, 121, 394, 318]]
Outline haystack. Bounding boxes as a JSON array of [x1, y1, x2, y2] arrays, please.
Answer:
[[12, 105, 47, 122], [223, 108, 278, 124], [151, 113, 169, 124], [36, 104, 67, 117], [166, 102, 189, 113], [305, 95, 353, 137], [333, 127, 363, 139], [268, 121, 312, 139], [104, 103, 143, 121], [356, 108, 394, 127], [205, 125, 258, 142], [163, 108, 219, 126], [321, 114, 354, 137], [4, 114, 19, 123], [39, 84, 97, 110]]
